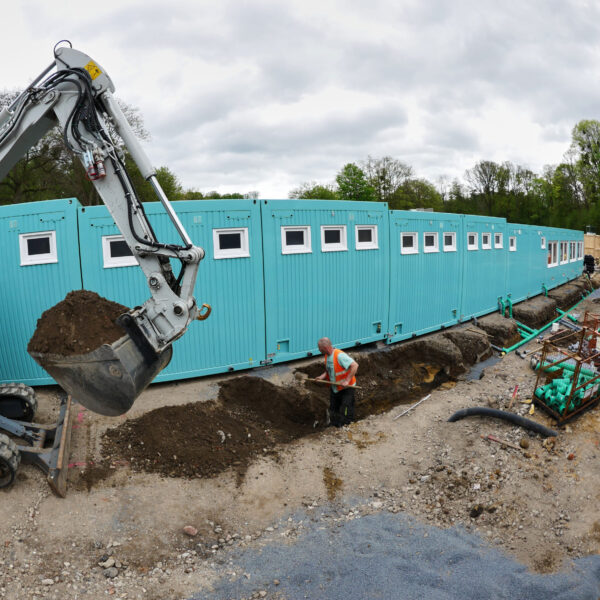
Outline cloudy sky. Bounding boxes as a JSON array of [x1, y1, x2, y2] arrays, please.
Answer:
[[2, 0, 599, 197]]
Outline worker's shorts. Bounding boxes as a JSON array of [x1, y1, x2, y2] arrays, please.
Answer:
[[329, 388, 355, 427]]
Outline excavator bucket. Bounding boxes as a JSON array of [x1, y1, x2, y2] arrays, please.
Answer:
[[29, 334, 172, 416]]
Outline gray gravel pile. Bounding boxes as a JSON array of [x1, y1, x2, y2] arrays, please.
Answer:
[[193, 511, 600, 600]]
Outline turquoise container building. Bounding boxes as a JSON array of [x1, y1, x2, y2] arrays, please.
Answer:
[[0, 197, 585, 386]]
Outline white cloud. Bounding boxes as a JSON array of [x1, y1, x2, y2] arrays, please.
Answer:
[[2, 0, 600, 198]]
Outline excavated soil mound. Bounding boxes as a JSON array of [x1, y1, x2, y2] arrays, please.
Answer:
[[28, 290, 128, 356], [101, 377, 326, 481]]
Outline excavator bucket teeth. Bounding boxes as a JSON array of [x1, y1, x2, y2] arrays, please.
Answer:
[[29, 334, 172, 416]]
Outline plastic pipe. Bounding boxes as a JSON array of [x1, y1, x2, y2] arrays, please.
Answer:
[[498, 298, 505, 316], [506, 296, 513, 319], [515, 321, 534, 334], [535, 361, 596, 378], [542, 284, 548, 297], [556, 308, 579, 323], [447, 407, 557, 437], [502, 293, 590, 354]]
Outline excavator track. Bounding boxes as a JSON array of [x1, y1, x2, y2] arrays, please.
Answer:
[[0, 383, 37, 422], [0, 433, 21, 488]]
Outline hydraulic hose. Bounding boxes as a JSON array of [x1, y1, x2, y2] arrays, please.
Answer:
[[447, 407, 558, 437]]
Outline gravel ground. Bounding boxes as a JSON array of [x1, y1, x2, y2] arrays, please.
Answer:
[[190, 507, 600, 600], [1, 277, 599, 599]]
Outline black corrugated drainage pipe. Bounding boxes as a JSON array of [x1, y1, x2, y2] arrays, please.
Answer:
[[447, 407, 557, 437]]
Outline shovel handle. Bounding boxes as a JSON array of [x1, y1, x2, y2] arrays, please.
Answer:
[[306, 378, 361, 390]]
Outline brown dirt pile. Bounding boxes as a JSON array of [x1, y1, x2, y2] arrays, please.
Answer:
[[28, 290, 128, 356], [101, 377, 327, 480]]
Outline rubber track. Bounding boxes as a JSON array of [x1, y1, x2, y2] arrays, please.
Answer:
[[0, 433, 20, 488], [0, 383, 37, 421]]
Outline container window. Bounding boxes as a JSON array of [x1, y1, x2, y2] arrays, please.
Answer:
[[401, 232, 418, 255], [321, 225, 347, 252], [467, 232, 478, 250], [423, 232, 439, 253], [19, 230, 58, 266], [541, 236, 546, 249], [570, 241, 577, 262], [547, 241, 558, 267], [355, 225, 378, 250], [102, 235, 137, 268], [559, 241, 568, 264], [509, 236, 517, 252], [578, 241, 583, 259], [481, 232, 491, 249], [281, 226, 311, 254], [213, 227, 250, 259], [443, 231, 456, 252], [494, 233, 503, 249]]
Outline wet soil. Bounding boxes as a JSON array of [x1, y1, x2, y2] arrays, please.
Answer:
[[27, 290, 128, 356]]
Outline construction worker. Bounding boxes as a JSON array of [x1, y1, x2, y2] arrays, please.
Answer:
[[315, 337, 359, 427]]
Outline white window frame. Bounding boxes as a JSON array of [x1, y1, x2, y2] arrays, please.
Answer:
[[355, 225, 378, 250], [213, 227, 250, 259], [423, 232, 439, 253], [281, 226, 312, 255], [541, 236, 546, 250], [509, 236, 517, 252], [559, 241, 568, 265], [320, 225, 347, 252], [578, 241, 584, 259], [443, 231, 457, 252], [401, 232, 418, 255], [19, 230, 58, 266], [102, 235, 137, 268], [494, 233, 503, 249], [548, 241, 558, 267], [569, 241, 577, 262], [467, 232, 478, 251], [481, 232, 491, 250]]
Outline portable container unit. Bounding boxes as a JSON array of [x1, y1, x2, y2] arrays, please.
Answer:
[[0, 199, 82, 385], [260, 199, 389, 362], [387, 211, 462, 343], [460, 215, 508, 319], [77, 199, 267, 380], [505, 224, 548, 303], [543, 226, 584, 291]]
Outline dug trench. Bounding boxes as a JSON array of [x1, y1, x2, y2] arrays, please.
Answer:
[[90, 326, 499, 489]]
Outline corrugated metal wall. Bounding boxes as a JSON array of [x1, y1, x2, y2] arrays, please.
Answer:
[[461, 216, 508, 319], [0, 198, 585, 386], [260, 200, 390, 362], [0, 199, 82, 384], [388, 211, 462, 343], [78, 200, 266, 381]]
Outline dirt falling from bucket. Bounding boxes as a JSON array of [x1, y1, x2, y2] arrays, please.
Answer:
[[27, 290, 129, 356]]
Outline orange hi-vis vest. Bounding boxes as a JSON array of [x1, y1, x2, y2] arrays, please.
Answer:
[[326, 349, 356, 389]]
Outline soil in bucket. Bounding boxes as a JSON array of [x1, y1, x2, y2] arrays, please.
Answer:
[[27, 290, 129, 356]]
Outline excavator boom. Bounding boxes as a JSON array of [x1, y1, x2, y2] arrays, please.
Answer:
[[0, 42, 205, 415]]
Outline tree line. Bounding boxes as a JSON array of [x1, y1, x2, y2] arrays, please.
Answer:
[[290, 121, 600, 233], [1, 89, 599, 231]]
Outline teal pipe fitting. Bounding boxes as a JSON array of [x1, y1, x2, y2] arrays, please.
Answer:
[[506, 296, 513, 319], [515, 320, 534, 334], [502, 292, 591, 354], [542, 284, 548, 297], [498, 297, 505, 316]]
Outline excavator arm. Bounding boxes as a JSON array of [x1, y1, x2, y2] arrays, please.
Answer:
[[0, 43, 205, 415]]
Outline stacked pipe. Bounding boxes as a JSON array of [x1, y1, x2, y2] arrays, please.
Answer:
[[533, 361, 597, 414]]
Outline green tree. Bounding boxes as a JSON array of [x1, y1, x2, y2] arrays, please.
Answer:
[[288, 182, 338, 200], [390, 178, 443, 211], [362, 156, 412, 203], [335, 163, 376, 202]]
